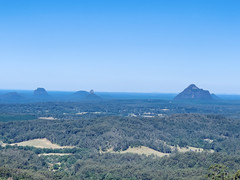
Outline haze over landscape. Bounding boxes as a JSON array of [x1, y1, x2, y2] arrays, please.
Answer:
[[1, 0, 240, 93], [1, 1, 240, 180]]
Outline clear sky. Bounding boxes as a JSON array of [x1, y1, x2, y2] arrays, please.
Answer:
[[0, 0, 239, 94]]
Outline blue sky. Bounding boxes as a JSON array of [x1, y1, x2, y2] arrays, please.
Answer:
[[0, 0, 239, 93]]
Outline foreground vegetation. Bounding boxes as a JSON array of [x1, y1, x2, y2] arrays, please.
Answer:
[[2, 146, 240, 180]]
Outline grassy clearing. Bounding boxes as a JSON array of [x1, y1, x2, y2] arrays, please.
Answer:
[[38, 153, 72, 156], [119, 146, 169, 157], [10, 138, 75, 149], [169, 145, 214, 153], [38, 117, 56, 120], [102, 144, 214, 158], [101, 146, 169, 157]]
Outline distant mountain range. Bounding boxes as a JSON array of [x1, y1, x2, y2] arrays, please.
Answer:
[[0, 88, 100, 103], [0, 84, 230, 103], [174, 84, 218, 101]]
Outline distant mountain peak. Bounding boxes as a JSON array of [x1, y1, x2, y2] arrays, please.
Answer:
[[33, 88, 48, 96], [0, 92, 24, 102], [187, 84, 199, 90], [73, 90, 89, 96], [71, 89, 100, 101], [174, 84, 215, 101], [1, 92, 22, 99], [90, 89, 94, 94]]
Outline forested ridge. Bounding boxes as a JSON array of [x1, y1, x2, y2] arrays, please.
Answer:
[[1, 113, 240, 153]]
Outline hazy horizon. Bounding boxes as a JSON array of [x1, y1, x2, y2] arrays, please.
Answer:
[[2, 87, 240, 96], [1, 0, 240, 94]]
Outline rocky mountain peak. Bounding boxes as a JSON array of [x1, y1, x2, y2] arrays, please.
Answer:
[[174, 84, 215, 101]]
